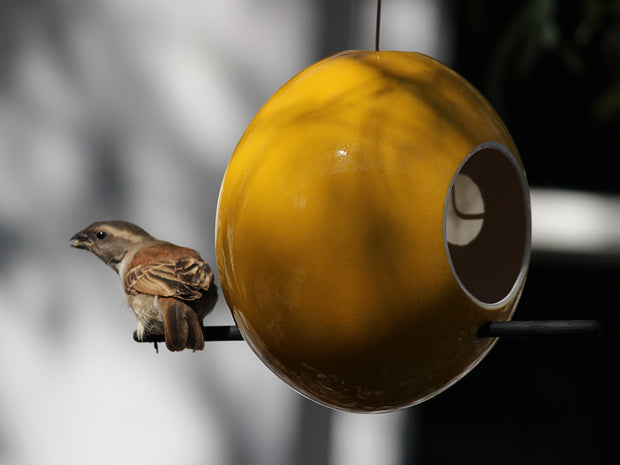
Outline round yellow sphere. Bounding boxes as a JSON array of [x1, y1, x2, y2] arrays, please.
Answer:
[[216, 51, 531, 412]]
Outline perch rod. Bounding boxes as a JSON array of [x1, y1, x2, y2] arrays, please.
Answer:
[[133, 320, 601, 344]]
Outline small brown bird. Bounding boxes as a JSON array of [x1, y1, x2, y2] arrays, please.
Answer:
[[70, 221, 217, 352]]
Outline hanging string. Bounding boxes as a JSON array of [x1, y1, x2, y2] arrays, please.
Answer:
[[375, 0, 382, 51]]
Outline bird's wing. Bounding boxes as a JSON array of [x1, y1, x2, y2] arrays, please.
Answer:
[[124, 258, 213, 300]]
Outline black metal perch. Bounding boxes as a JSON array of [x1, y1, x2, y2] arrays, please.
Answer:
[[477, 320, 601, 338], [133, 320, 601, 345], [133, 325, 243, 343]]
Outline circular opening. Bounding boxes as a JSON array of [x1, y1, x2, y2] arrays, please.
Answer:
[[443, 142, 531, 308]]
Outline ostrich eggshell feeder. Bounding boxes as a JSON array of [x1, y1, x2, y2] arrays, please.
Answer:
[[215, 51, 531, 412]]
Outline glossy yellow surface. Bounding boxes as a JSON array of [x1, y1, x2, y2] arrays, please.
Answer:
[[216, 51, 530, 412]]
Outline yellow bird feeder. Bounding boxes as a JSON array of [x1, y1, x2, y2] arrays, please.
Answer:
[[215, 51, 531, 412]]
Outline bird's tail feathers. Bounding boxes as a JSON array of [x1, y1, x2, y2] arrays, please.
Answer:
[[160, 297, 205, 351]]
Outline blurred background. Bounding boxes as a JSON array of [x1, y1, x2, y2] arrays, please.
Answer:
[[0, 0, 617, 464]]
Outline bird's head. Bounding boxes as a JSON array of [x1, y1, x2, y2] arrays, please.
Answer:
[[70, 221, 154, 272]]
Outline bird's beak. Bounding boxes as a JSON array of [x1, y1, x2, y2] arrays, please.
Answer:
[[70, 231, 92, 250]]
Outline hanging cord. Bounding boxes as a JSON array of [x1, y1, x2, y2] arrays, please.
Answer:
[[375, 0, 382, 51]]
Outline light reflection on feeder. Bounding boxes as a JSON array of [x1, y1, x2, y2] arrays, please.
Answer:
[[445, 174, 484, 246]]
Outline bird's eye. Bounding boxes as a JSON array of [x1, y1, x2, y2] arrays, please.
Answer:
[[96, 231, 107, 240]]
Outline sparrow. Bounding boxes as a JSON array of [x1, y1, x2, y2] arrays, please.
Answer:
[[70, 221, 217, 352]]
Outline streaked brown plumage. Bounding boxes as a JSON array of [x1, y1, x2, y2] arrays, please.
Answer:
[[70, 221, 217, 352]]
